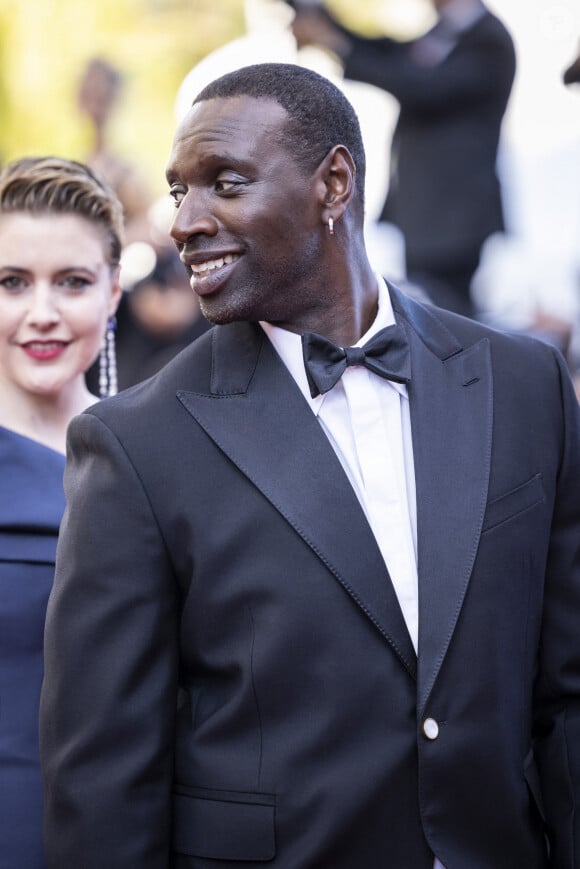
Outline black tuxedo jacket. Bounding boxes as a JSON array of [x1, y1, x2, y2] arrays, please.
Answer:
[[40, 285, 580, 868], [343, 8, 516, 269]]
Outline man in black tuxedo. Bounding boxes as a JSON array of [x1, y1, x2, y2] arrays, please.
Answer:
[[291, 0, 516, 318], [40, 62, 580, 868]]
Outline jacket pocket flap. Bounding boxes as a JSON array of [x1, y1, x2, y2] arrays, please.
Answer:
[[482, 474, 545, 533], [173, 791, 276, 861]]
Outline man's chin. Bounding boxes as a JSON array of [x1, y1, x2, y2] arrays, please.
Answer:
[[198, 291, 269, 326], [198, 301, 246, 326]]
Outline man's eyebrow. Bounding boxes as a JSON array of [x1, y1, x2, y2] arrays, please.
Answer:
[[198, 149, 253, 168], [166, 154, 253, 184]]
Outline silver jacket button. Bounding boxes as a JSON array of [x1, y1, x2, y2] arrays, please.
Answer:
[[422, 717, 439, 740]]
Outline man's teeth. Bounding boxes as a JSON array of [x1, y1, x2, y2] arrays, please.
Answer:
[[191, 254, 238, 275]]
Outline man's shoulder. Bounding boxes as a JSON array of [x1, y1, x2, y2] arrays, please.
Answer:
[[400, 294, 573, 426], [99, 328, 215, 408], [470, 6, 515, 51], [393, 283, 560, 373], [437, 305, 555, 359], [85, 320, 266, 428]]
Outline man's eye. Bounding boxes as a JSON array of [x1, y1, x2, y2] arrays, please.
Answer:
[[169, 187, 186, 207], [215, 175, 246, 194], [215, 179, 234, 192]]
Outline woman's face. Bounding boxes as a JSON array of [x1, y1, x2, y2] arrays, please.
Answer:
[[0, 213, 121, 401]]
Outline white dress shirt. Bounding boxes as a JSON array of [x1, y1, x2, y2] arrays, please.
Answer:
[[261, 278, 446, 869], [261, 277, 418, 646]]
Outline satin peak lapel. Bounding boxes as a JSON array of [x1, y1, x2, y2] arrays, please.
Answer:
[[393, 288, 493, 713], [178, 322, 417, 678]]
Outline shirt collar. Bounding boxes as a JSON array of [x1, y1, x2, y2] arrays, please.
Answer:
[[260, 276, 406, 414]]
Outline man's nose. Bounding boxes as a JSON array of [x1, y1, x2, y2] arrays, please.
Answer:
[[170, 192, 219, 245]]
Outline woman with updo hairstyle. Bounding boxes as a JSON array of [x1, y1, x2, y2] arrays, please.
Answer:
[[0, 156, 123, 867]]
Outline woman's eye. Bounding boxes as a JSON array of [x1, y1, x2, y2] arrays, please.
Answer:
[[59, 275, 92, 292], [0, 275, 27, 292]]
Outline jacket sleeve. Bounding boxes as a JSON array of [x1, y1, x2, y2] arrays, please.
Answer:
[[342, 20, 515, 117], [40, 411, 180, 868], [532, 349, 580, 868]]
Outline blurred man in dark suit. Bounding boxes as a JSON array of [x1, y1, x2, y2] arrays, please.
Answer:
[[291, 0, 516, 317], [564, 43, 580, 85]]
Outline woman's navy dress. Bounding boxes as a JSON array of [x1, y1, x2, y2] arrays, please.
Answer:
[[0, 426, 65, 868]]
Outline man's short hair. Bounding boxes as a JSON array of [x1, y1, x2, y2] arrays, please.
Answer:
[[193, 63, 366, 204]]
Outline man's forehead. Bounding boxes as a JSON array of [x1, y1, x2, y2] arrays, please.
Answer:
[[175, 95, 288, 146]]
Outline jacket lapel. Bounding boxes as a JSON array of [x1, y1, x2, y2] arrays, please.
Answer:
[[178, 322, 417, 679], [392, 287, 493, 714]]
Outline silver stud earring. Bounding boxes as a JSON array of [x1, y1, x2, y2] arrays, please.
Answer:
[[328, 216, 334, 236], [99, 316, 118, 399]]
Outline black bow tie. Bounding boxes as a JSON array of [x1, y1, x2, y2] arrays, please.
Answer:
[[301, 323, 411, 399]]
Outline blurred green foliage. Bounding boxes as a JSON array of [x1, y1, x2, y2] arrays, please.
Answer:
[[0, 0, 246, 192], [0, 0, 424, 194]]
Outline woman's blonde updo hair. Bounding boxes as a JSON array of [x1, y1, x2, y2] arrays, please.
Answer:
[[0, 156, 124, 267]]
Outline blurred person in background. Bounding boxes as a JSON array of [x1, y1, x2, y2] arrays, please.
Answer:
[[112, 246, 209, 389], [85, 244, 210, 392], [77, 56, 152, 243], [290, 0, 516, 318], [0, 156, 122, 868], [563, 42, 580, 86]]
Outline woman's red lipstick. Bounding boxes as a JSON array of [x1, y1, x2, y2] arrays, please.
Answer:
[[21, 341, 68, 361]]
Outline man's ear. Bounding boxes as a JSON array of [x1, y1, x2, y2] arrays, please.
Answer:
[[315, 144, 357, 230]]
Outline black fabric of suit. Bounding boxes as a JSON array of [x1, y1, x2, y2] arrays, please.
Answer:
[[40, 284, 580, 868]]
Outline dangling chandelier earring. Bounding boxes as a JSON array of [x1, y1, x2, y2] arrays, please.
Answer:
[[99, 316, 118, 399]]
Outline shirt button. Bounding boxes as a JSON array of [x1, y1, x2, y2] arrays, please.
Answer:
[[422, 717, 439, 740]]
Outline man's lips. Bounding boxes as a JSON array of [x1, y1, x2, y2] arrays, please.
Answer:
[[21, 340, 69, 360], [182, 252, 242, 295], [187, 252, 240, 276]]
